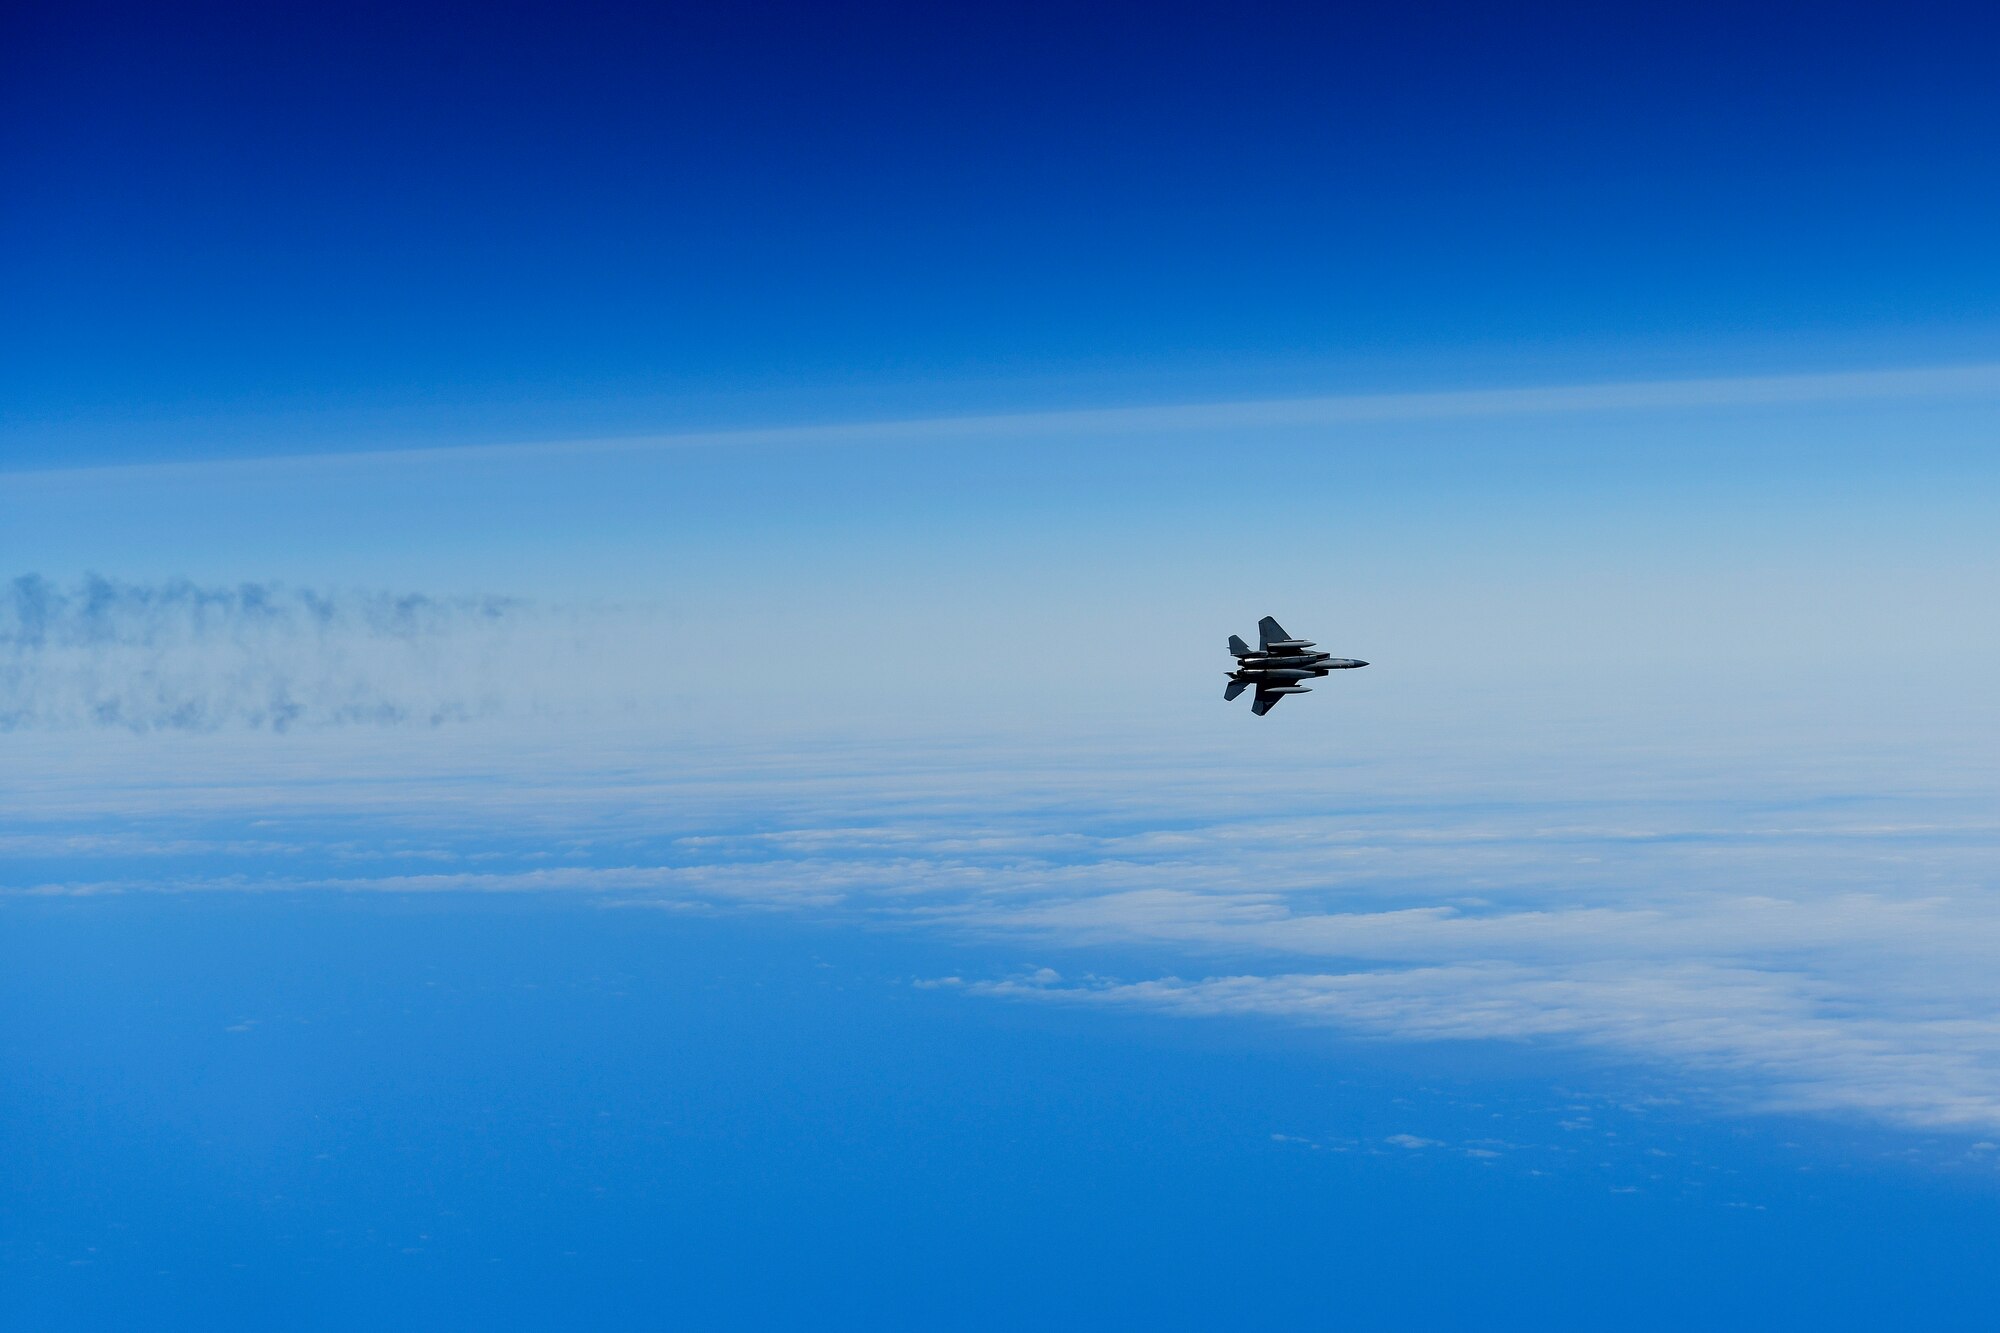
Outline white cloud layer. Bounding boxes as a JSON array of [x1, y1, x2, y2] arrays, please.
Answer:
[[7, 715, 2000, 1136]]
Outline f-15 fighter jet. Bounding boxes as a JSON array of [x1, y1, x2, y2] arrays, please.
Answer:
[[1226, 616, 1368, 715]]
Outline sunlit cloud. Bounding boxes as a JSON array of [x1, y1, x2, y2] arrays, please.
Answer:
[[7, 718, 2000, 1134]]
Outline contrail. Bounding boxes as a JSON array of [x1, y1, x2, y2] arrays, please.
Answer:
[[10, 361, 2000, 484]]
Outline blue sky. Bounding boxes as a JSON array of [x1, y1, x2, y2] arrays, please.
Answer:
[[8, 3, 2000, 1327], [8, 1, 2000, 461]]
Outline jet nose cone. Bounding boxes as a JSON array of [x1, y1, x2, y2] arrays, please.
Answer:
[[1355, 660, 1369, 668]]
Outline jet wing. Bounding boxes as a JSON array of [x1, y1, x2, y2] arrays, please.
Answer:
[[1250, 689, 1285, 716]]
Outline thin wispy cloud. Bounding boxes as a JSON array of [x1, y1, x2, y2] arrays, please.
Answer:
[[12, 360, 2000, 483]]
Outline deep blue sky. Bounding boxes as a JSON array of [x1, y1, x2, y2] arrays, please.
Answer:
[[8, 1, 2000, 462]]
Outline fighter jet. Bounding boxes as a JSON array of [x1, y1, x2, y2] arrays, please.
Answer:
[[1226, 616, 1368, 715]]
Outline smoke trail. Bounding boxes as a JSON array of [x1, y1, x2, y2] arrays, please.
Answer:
[[0, 575, 527, 731]]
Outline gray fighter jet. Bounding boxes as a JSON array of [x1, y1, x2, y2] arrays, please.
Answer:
[[1226, 616, 1368, 715]]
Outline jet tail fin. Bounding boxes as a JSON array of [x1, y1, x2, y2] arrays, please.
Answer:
[[1224, 679, 1248, 702], [1227, 634, 1254, 657]]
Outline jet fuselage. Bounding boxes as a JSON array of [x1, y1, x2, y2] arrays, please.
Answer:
[[1225, 617, 1369, 715]]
